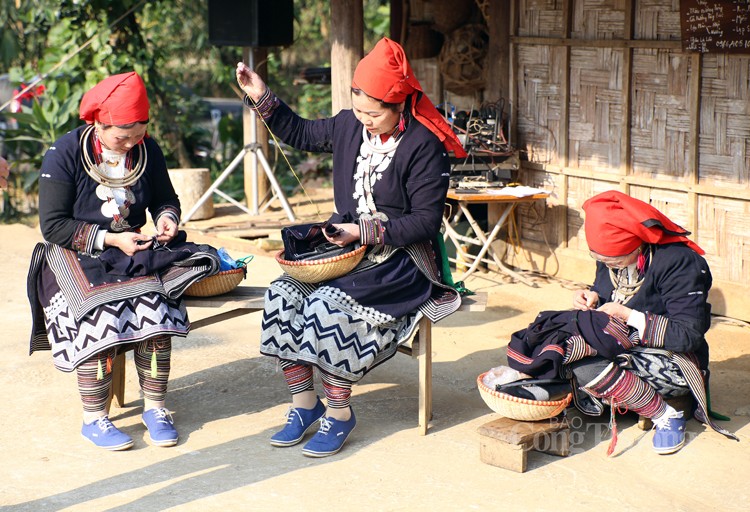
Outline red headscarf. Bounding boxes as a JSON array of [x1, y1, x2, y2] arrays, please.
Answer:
[[583, 190, 704, 256], [79, 72, 150, 125], [352, 37, 467, 157]]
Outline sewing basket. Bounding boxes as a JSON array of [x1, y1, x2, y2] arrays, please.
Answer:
[[275, 244, 367, 284], [184, 266, 247, 297], [477, 372, 572, 421]]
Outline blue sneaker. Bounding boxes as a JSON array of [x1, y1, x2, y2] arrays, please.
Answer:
[[81, 416, 134, 451], [270, 398, 326, 447], [652, 410, 686, 454], [301, 410, 356, 458], [142, 408, 179, 447]]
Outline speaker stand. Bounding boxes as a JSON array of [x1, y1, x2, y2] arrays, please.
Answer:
[[182, 50, 296, 225], [180, 142, 296, 224]]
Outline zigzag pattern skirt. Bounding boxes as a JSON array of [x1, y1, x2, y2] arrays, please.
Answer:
[[42, 286, 189, 373], [260, 276, 420, 382]]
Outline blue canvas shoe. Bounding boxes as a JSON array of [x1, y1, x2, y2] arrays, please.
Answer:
[[270, 398, 326, 447], [652, 410, 686, 454], [81, 416, 134, 451], [301, 410, 356, 458], [142, 408, 179, 447]]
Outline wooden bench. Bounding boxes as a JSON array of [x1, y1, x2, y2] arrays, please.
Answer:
[[109, 286, 487, 435]]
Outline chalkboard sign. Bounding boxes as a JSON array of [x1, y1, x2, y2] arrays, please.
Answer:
[[680, 0, 750, 53]]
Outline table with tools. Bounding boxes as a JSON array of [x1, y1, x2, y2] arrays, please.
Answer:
[[442, 188, 549, 287]]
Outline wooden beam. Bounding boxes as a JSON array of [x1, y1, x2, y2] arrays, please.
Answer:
[[512, 36, 682, 50], [330, 0, 364, 114], [486, 1, 510, 100]]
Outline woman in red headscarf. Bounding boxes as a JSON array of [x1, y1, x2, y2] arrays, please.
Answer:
[[236, 38, 465, 457], [506, 190, 736, 455], [27, 72, 220, 451]]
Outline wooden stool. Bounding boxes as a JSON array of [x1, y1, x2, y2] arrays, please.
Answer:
[[637, 394, 694, 430], [478, 416, 570, 473]]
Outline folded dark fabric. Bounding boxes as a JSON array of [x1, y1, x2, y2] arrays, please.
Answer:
[[496, 378, 572, 401], [281, 222, 354, 262], [98, 230, 221, 276]]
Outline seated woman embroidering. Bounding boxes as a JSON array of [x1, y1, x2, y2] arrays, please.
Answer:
[[27, 72, 221, 451], [236, 37, 465, 457], [506, 190, 737, 455]]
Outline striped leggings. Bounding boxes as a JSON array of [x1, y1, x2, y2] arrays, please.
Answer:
[[279, 360, 352, 409], [76, 336, 172, 413]]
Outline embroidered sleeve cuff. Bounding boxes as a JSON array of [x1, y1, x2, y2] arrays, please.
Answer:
[[359, 217, 385, 246], [243, 89, 280, 119], [155, 206, 180, 227], [642, 312, 668, 348], [72, 223, 100, 254]]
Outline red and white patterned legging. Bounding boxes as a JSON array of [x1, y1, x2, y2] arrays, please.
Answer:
[[76, 336, 172, 413]]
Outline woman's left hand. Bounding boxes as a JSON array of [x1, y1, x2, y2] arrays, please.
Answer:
[[156, 217, 178, 244], [597, 302, 632, 323], [324, 223, 360, 247]]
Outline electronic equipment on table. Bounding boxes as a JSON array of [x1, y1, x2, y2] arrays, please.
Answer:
[[442, 99, 520, 189]]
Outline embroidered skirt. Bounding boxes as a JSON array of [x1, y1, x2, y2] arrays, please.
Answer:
[[38, 264, 189, 372], [260, 275, 422, 382], [26, 242, 216, 372]]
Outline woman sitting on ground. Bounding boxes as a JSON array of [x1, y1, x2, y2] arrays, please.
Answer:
[[506, 190, 737, 454]]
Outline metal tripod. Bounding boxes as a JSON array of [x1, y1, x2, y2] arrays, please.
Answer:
[[180, 141, 296, 224], [181, 49, 296, 225]]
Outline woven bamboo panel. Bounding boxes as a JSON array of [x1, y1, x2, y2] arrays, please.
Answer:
[[565, 177, 615, 252], [630, 49, 694, 179], [628, 185, 692, 229], [635, 0, 681, 40], [698, 54, 750, 186], [568, 47, 624, 171], [571, 0, 626, 40], [515, 170, 561, 245], [515, 45, 565, 166], [695, 195, 750, 285], [517, 0, 565, 37]]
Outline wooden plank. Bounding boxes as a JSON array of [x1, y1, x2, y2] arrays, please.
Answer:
[[183, 286, 266, 309], [447, 190, 549, 203], [512, 36, 682, 50]]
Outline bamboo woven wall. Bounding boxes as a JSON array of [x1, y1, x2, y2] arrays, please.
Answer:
[[508, 0, 750, 320]]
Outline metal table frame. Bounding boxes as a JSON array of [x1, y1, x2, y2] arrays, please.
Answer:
[[442, 189, 549, 287]]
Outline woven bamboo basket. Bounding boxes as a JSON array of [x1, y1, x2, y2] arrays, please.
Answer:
[[477, 372, 572, 421], [276, 244, 367, 284], [184, 267, 246, 297]]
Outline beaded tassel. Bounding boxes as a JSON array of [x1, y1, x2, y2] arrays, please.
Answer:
[[151, 346, 158, 378], [106, 354, 112, 374], [97, 358, 104, 380], [606, 403, 619, 457]]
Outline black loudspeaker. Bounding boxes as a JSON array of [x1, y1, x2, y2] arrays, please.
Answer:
[[208, 0, 294, 47]]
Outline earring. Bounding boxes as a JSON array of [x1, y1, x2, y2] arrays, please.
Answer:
[[398, 112, 405, 132]]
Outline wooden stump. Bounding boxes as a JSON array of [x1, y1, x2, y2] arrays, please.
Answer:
[[478, 416, 570, 473], [168, 168, 214, 220]]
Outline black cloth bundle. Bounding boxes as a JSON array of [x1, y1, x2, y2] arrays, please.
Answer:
[[281, 222, 355, 261]]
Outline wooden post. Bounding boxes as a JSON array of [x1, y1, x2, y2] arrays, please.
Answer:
[[243, 46, 270, 211], [331, 0, 363, 114], [486, 1, 510, 100]]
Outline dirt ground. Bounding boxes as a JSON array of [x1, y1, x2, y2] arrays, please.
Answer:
[[1, 213, 750, 511]]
